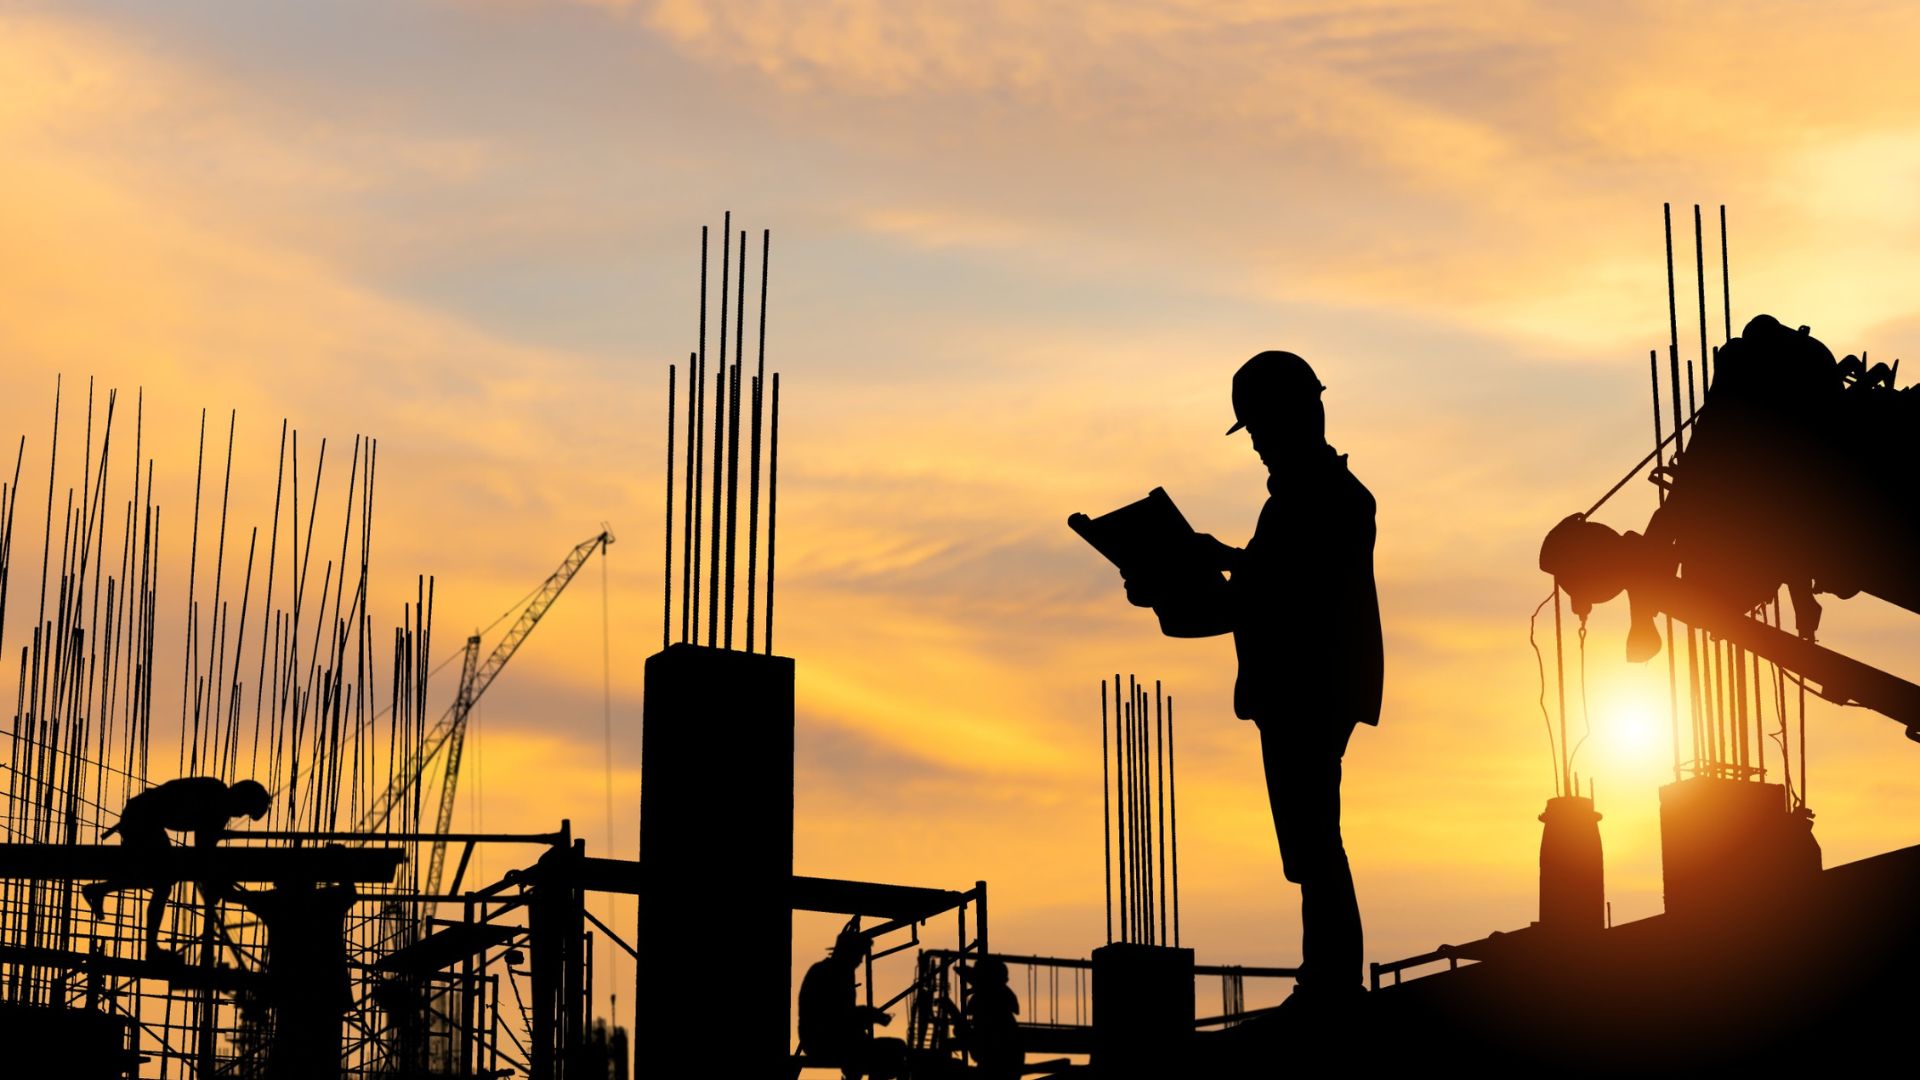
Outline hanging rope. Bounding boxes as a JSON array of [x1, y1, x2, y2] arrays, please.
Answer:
[[600, 541, 618, 1026], [1528, 590, 1562, 797], [1567, 621, 1593, 787]]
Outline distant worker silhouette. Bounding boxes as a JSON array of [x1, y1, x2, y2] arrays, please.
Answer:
[[952, 956, 1021, 1079], [1121, 351, 1382, 1007], [81, 776, 270, 962], [797, 924, 907, 1080]]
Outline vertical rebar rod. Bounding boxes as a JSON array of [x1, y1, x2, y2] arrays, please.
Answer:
[[1113, 674, 1126, 942], [1695, 205, 1711, 396], [1651, 349, 1682, 781], [723, 362, 741, 649], [1751, 640, 1765, 781], [706, 367, 725, 646], [683, 347, 699, 644], [1155, 680, 1166, 947], [1169, 695, 1179, 947], [206, 410, 236, 775], [664, 364, 676, 651], [1734, 645, 1749, 772], [1121, 676, 1133, 940], [1132, 681, 1144, 939], [745, 376, 762, 653], [709, 215, 730, 647], [1768, 598, 1789, 798], [1686, 357, 1697, 431], [1719, 205, 1732, 341], [1735, 641, 1749, 772], [1704, 626, 1720, 768], [1128, 684, 1144, 937], [765, 374, 780, 655], [1101, 680, 1112, 945], [1664, 205, 1685, 452], [746, 230, 770, 653], [1649, 350, 1667, 480], [1113, 680, 1121, 941], [1710, 636, 1725, 771], [1721, 638, 1733, 773], [1132, 677, 1144, 940], [182, 408, 204, 776], [1798, 673, 1808, 805], [1682, 361, 1702, 764], [253, 421, 287, 776], [724, 234, 745, 647], [690, 228, 709, 644]]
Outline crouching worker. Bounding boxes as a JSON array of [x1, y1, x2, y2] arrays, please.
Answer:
[[82, 777, 270, 962]]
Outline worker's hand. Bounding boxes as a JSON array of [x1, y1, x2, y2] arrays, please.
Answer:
[[875, 1011, 894, 1027], [1194, 533, 1243, 572], [1121, 572, 1157, 608]]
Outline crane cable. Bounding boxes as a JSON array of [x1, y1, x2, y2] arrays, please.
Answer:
[[600, 540, 618, 1027]]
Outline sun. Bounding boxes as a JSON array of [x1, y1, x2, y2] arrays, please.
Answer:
[[1600, 697, 1667, 772]]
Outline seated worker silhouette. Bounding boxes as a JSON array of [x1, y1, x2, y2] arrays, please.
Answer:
[[951, 956, 1021, 1080], [797, 923, 907, 1080], [1120, 351, 1382, 1009], [82, 776, 271, 962]]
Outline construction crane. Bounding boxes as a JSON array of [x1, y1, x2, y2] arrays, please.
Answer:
[[359, 528, 614, 892]]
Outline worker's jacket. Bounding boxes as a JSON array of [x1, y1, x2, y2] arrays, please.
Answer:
[[1161, 445, 1383, 731]]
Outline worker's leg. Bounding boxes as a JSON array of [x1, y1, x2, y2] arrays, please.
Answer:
[[1259, 719, 1362, 994], [145, 879, 179, 962], [84, 824, 165, 922], [82, 880, 109, 918]]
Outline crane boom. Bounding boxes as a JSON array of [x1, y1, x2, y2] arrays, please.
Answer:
[[359, 530, 615, 892]]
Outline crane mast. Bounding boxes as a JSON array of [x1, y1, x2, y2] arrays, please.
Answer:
[[359, 529, 614, 893]]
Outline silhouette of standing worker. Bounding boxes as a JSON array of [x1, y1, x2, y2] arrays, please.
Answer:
[[82, 776, 271, 962], [1122, 351, 1382, 1005], [797, 925, 906, 1080]]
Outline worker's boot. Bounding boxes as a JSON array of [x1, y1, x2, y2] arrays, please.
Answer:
[[82, 882, 108, 919]]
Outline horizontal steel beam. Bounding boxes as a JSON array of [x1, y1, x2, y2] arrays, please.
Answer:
[[0, 843, 406, 883]]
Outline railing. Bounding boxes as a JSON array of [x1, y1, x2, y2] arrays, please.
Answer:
[[1370, 945, 1471, 990], [911, 949, 1300, 1046]]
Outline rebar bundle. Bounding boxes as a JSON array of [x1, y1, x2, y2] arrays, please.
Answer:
[[666, 213, 782, 655], [1101, 675, 1180, 947]]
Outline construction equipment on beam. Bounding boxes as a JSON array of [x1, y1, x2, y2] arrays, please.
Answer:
[[359, 528, 614, 893], [1541, 312, 1920, 743]]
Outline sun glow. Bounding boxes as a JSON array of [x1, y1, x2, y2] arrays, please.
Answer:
[[1600, 697, 1668, 772]]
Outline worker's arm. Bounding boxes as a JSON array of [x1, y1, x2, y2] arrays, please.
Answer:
[[1124, 533, 1238, 637]]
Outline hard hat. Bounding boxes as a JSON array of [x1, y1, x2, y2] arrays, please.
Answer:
[[1227, 351, 1324, 435], [960, 956, 1010, 985]]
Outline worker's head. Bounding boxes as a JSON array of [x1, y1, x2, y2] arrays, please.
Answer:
[[963, 957, 1009, 986], [1227, 351, 1326, 461], [832, 927, 869, 962], [229, 779, 270, 821]]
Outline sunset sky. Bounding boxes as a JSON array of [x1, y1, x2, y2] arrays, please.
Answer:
[[6, 0, 1920, 1038]]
